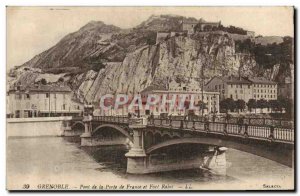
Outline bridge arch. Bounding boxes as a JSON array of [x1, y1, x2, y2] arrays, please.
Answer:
[[72, 121, 85, 129], [145, 137, 294, 167], [92, 124, 133, 141]]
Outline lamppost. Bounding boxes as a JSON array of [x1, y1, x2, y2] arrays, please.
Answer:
[[121, 83, 124, 116], [137, 92, 140, 118], [213, 94, 216, 122], [48, 91, 51, 117]]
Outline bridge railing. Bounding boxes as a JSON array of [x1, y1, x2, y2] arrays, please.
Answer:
[[93, 116, 128, 123], [213, 117, 293, 128], [147, 118, 294, 143], [152, 116, 293, 128], [91, 116, 294, 143]]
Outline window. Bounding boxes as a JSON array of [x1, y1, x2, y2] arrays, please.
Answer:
[[231, 84, 233, 88], [215, 85, 217, 90], [240, 84, 242, 88], [46, 93, 49, 98], [25, 94, 30, 99], [230, 94, 233, 99]]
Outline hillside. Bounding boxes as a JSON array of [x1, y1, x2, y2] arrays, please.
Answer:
[[9, 15, 294, 103]]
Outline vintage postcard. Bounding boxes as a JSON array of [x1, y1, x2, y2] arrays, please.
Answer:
[[6, 6, 295, 191]]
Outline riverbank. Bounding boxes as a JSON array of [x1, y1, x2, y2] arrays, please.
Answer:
[[6, 117, 72, 137]]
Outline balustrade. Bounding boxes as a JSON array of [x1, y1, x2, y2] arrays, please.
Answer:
[[76, 116, 294, 143]]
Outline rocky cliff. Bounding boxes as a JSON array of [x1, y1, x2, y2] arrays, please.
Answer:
[[8, 15, 293, 103]]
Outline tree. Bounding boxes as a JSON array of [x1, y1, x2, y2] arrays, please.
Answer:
[[235, 99, 246, 113], [247, 99, 257, 113], [257, 99, 268, 113], [197, 100, 207, 114], [278, 97, 293, 117], [268, 100, 280, 113], [58, 77, 64, 83], [196, 101, 207, 115], [40, 78, 47, 85], [220, 98, 236, 113]]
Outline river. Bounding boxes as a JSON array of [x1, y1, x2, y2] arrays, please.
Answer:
[[7, 136, 294, 190]]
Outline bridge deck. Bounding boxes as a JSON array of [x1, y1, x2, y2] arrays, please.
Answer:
[[75, 116, 294, 145]]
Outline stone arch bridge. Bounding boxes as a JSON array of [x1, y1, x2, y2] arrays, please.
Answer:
[[63, 116, 294, 174]]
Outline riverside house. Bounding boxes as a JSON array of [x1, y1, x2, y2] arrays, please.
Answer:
[[7, 84, 83, 118]]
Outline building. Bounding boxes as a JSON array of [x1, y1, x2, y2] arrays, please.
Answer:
[[247, 77, 277, 101], [7, 84, 83, 118], [205, 76, 253, 102], [181, 18, 221, 34], [156, 31, 187, 44], [98, 80, 219, 117], [140, 80, 220, 116], [180, 21, 198, 34], [156, 31, 170, 44], [205, 76, 278, 103], [246, 31, 255, 38]]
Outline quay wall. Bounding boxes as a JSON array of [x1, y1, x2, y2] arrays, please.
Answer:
[[7, 117, 72, 137]]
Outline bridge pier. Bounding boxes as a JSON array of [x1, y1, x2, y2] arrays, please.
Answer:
[[61, 120, 71, 136], [80, 115, 93, 146], [201, 146, 228, 175], [125, 118, 147, 174]]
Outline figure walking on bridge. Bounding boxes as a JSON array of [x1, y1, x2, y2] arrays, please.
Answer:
[[238, 116, 245, 133], [225, 112, 231, 123], [148, 112, 154, 124]]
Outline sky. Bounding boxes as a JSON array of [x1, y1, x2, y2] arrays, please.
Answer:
[[7, 6, 294, 70]]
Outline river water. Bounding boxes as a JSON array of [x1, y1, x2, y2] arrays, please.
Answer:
[[7, 136, 294, 190]]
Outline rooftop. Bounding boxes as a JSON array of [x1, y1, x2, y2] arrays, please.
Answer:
[[9, 84, 72, 93], [247, 77, 277, 85], [215, 76, 252, 84]]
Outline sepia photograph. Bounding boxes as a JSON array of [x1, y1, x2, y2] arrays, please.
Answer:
[[6, 6, 295, 191]]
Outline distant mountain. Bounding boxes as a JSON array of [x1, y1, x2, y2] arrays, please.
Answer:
[[21, 21, 122, 71]]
